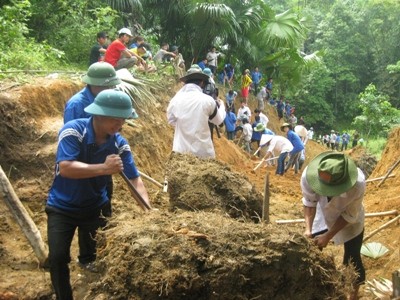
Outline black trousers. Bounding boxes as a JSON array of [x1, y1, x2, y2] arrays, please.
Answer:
[[313, 228, 365, 285], [46, 204, 107, 300], [343, 229, 365, 285]]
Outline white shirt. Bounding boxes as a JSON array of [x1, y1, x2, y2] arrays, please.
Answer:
[[153, 49, 168, 63], [167, 83, 226, 158], [307, 129, 314, 140], [259, 112, 269, 126], [261, 135, 293, 154], [301, 168, 365, 245], [237, 106, 251, 120], [206, 51, 219, 67], [242, 123, 253, 142], [257, 87, 267, 101]]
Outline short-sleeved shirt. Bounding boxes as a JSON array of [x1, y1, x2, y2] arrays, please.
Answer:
[[89, 44, 107, 66], [47, 117, 139, 212], [251, 121, 262, 141], [226, 91, 237, 106], [63, 86, 94, 123], [251, 71, 262, 84], [104, 39, 127, 67], [286, 130, 305, 154], [153, 49, 168, 63]]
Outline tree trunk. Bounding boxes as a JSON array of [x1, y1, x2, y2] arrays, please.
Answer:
[[0, 166, 48, 267]]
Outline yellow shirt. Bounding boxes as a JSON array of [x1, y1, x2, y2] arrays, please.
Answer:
[[241, 74, 252, 88]]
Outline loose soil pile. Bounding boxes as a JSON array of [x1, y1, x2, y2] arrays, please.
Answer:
[[0, 76, 399, 299], [165, 152, 263, 221], [89, 211, 347, 300]]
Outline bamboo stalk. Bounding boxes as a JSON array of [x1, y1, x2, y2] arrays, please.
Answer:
[[0, 166, 48, 267], [275, 210, 399, 224], [378, 158, 400, 187], [262, 173, 270, 223], [366, 174, 395, 183], [363, 215, 400, 242], [138, 171, 163, 188], [1, 70, 81, 74]]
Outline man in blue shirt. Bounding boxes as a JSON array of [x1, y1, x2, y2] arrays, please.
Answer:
[[281, 123, 304, 174], [64, 62, 121, 123], [46, 90, 152, 300], [251, 67, 262, 95], [197, 58, 207, 70]]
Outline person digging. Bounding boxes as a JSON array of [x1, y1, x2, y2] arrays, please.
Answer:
[[46, 89, 153, 300]]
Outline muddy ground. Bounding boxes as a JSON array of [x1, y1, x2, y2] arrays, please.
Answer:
[[0, 76, 399, 299]]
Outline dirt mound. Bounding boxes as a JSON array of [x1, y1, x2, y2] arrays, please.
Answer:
[[88, 211, 347, 300], [347, 146, 378, 178], [369, 127, 400, 179], [166, 152, 263, 221]]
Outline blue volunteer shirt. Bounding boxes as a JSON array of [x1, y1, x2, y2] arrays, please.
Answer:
[[224, 112, 237, 132], [63, 86, 95, 123], [252, 122, 262, 141], [47, 117, 139, 212], [287, 130, 304, 154]]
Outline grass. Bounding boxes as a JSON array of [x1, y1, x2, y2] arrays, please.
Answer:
[[365, 137, 387, 160]]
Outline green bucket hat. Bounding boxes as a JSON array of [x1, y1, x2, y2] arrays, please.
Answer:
[[84, 90, 138, 119], [180, 64, 210, 83], [82, 62, 121, 87], [254, 123, 266, 132], [306, 151, 358, 197]]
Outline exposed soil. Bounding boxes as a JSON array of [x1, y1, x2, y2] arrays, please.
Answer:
[[0, 76, 399, 299]]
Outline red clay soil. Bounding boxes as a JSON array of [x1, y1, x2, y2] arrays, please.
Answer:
[[0, 77, 399, 299]]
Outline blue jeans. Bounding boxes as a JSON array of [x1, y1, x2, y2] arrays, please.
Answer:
[[276, 152, 288, 175]]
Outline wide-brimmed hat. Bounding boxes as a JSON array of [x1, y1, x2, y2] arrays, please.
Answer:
[[306, 151, 358, 197], [260, 134, 273, 146], [294, 125, 307, 137], [85, 90, 138, 119], [254, 123, 266, 132], [82, 62, 121, 86], [280, 122, 291, 131], [180, 64, 209, 83]]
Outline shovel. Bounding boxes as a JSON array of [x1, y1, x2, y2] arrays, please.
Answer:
[[253, 156, 279, 171]]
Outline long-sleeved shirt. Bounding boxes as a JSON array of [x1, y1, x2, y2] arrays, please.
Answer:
[[261, 135, 293, 154], [301, 168, 365, 244], [167, 83, 226, 158]]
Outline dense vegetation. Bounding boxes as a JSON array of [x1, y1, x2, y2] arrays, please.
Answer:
[[1, 0, 399, 137]]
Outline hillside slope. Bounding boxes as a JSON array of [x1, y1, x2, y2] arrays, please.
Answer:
[[0, 76, 398, 299]]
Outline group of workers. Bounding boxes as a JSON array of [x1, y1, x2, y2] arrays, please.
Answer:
[[45, 30, 366, 299]]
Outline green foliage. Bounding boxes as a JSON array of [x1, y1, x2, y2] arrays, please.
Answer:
[[352, 84, 400, 138], [365, 137, 387, 160], [54, 6, 120, 65], [0, 0, 66, 71], [0, 0, 31, 48], [293, 65, 335, 132], [0, 39, 65, 73]]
